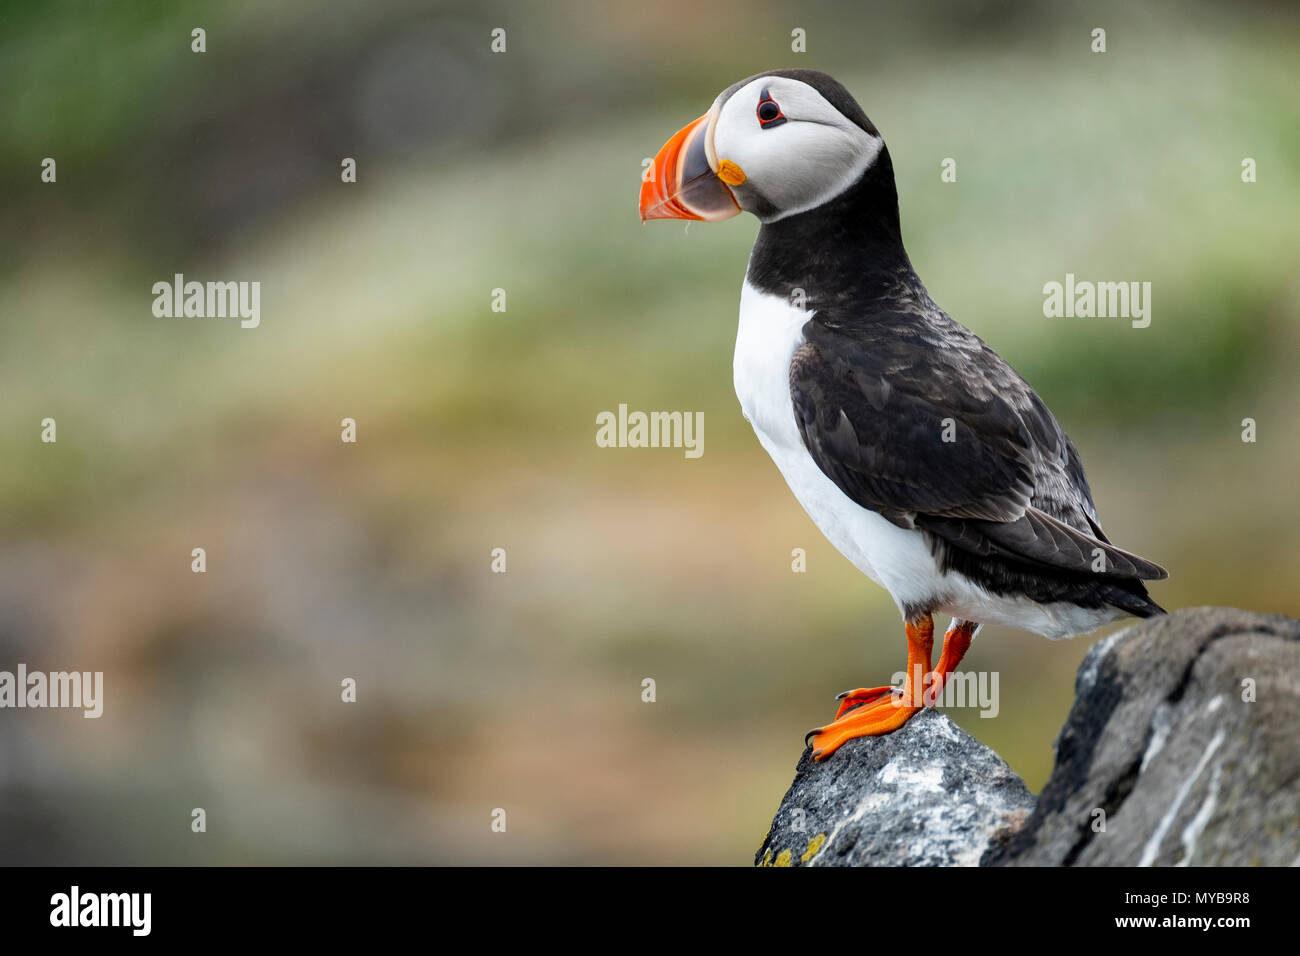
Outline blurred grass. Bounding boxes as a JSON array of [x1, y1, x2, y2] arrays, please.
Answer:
[[1, 0, 1298, 864]]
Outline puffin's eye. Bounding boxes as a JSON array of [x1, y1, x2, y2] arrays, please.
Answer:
[[756, 88, 786, 129]]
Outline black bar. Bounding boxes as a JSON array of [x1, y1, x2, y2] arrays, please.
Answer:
[[0, 865, 1274, 942]]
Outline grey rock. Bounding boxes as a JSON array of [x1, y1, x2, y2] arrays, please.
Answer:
[[756, 607, 1300, 867], [987, 607, 1300, 866], [755, 709, 1036, 866]]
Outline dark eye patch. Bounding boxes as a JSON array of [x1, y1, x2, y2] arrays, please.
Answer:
[[756, 88, 787, 129]]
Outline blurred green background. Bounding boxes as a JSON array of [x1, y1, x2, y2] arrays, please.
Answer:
[[1, 0, 1297, 864]]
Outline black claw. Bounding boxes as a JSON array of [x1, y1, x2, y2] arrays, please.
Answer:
[[804, 727, 823, 745]]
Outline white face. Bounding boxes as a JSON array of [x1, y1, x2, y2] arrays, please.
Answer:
[[708, 76, 882, 222]]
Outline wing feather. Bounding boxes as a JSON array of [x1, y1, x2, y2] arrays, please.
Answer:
[[790, 319, 1166, 581]]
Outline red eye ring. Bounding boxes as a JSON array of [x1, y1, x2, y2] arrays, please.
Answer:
[[756, 88, 786, 129]]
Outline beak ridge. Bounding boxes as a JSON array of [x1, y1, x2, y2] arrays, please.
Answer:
[[639, 111, 740, 223]]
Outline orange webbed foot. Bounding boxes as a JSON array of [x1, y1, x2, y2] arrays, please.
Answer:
[[832, 685, 898, 719], [809, 692, 922, 760], [805, 617, 979, 762]]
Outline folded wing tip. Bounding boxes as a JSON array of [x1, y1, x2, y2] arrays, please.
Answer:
[[1142, 562, 1170, 582]]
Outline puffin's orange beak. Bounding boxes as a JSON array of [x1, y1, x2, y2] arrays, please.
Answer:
[[639, 110, 741, 223]]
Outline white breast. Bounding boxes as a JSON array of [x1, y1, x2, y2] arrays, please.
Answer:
[[731, 280, 1118, 639], [733, 281, 941, 606]]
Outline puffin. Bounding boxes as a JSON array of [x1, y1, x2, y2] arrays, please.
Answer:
[[638, 69, 1167, 760]]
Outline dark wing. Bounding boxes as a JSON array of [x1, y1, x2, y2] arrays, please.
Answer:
[[790, 319, 1167, 581]]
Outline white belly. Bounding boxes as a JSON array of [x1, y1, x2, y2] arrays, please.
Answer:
[[732, 280, 1118, 639]]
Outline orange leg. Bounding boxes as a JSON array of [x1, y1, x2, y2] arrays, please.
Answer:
[[927, 619, 976, 706], [808, 615, 934, 760], [808, 617, 980, 761]]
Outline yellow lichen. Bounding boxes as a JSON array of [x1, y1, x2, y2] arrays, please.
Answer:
[[801, 833, 828, 862], [773, 849, 793, 867]]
